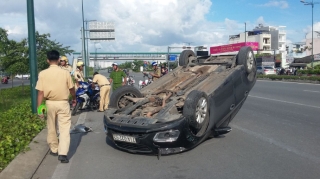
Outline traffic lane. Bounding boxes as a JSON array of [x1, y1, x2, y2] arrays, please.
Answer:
[[65, 102, 320, 179], [251, 80, 320, 107], [0, 79, 30, 89]]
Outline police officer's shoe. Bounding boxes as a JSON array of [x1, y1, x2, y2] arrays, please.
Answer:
[[58, 155, 69, 163], [49, 151, 58, 156], [97, 110, 104, 112]]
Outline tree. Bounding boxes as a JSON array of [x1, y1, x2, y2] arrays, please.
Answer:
[[34, 32, 74, 71], [0, 28, 29, 76], [0, 27, 75, 75], [132, 60, 144, 72]]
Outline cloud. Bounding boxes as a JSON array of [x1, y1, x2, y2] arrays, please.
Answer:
[[257, 1, 289, 9]]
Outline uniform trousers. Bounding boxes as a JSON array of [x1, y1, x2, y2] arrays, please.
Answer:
[[45, 100, 71, 155], [100, 85, 111, 111]]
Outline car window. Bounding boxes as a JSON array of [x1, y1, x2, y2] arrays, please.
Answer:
[[264, 67, 273, 69], [257, 67, 262, 69]]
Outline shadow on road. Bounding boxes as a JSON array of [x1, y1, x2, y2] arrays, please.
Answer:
[[68, 132, 88, 159]]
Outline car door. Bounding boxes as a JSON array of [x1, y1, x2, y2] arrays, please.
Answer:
[[212, 73, 236, 124]]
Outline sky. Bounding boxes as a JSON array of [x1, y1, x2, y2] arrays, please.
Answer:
[[0, 0, 320, 56]]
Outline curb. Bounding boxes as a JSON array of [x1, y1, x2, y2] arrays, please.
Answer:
[[0, 128, 49, 179]]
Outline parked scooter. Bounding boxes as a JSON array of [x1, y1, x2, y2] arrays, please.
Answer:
[[71, 78, 100, 116], [138, 72, 153, 89]]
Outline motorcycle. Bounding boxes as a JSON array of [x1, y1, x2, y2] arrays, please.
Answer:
[[1, 76, 9, 84], [138, 72, 153, 89], [126, 75, 135, 86], [71, 79, 100, 116]]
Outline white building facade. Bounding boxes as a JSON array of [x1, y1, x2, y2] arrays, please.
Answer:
[[229, 24, 288, 67], [305, 31, 320, 56]]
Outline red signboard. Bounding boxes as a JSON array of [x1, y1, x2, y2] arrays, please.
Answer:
[[210, 42, 259, 55]]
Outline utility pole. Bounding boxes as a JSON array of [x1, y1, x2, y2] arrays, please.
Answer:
[[245, 22, 247, 43], [26, 0, 38, 113], [300, 0, 320, 69]]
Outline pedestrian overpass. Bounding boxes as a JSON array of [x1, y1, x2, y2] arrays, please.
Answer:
[[72, 52, 181, 68]]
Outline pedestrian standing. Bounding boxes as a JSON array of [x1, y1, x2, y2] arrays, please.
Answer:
[[149, 62, 161, 81], [59, 56, 73, 74], [92, 72, 111, 112], [74, 61, 85, 89], [36, 50, 76, 163], [109, 63, 127, 91]]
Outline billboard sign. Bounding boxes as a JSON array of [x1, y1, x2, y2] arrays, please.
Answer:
[[89, 22, 115, 42], [210, 42, 259, 55], [314, 53, 320, 61]]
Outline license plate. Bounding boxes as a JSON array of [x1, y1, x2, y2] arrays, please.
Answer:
[[113, 134, 137, 143]]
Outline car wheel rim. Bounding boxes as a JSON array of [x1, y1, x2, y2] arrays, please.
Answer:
[[247, 51, 254, 70], [195, 97, 207, 124]]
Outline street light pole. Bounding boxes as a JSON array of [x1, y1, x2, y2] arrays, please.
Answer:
[[81, 0, 87, 77], [300, 0, 320, 69], [85, 19, 96, 75], [26, 0, 38, 113]]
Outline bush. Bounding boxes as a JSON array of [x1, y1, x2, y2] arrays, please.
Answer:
[[0, 86, 46, 171], [297, 69, 320, 75]]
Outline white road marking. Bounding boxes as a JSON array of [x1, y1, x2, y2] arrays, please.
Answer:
[[248, 95, 320, 109], [257, 80, 320, 85], [232, 124, 320, 164], [303, 90, 320, 93], [51, 112, 87, 179]]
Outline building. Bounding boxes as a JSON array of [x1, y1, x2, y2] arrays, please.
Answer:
[[305, 31, 320, 56], [229, 24, 288, 67]]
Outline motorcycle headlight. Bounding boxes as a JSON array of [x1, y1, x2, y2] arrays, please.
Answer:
[[153, 130, 180, 143]]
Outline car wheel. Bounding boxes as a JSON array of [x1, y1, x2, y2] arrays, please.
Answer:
[[183, 90, 210, 137], [179, 50, 196, 66], [71, 102, 81, 116], [109, 85, 143, 109], [237, 46, 257, 82], [237, 46, 255, 74]]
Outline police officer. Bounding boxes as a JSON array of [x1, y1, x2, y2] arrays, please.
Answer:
[[36, 50, 76, 163], [92, 72, 111, 112], [109, 63, 127, 91], [149, 62, 161, 81], [59, 56, 73, 74], [74, 61, 85, 88]]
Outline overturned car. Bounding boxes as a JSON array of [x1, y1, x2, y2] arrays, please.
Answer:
[[104, 46, 257, 156]]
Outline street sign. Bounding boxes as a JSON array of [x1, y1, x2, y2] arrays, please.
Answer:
[[89, 22, 115, 42], [169, 55, 177, 61]]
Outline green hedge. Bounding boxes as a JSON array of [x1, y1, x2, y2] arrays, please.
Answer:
[[257, 74, 320, 82], [297, 69, 320, 75], [0, 86, 46, 171]]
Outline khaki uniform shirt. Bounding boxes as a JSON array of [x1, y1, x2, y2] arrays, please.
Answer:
[[153, 67, 161, 81], [93, 74, 110, 87], [35, 65, 74, 101], [109, 70, 126, 84], [60, 65, 72, 73], [74, 69, 84, 82]]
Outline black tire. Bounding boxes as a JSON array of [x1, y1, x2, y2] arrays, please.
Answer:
[[71, 102, 81, 116], [179, 50, 196, 66], [109, 85, 143, 109], [237, 46, 257, 82], [183, 90, 210, 137], [237, 46, 255, 74]]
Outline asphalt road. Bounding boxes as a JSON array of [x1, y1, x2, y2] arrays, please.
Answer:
[[31, 73, 320, 179], [0, 78, 30, 89]]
